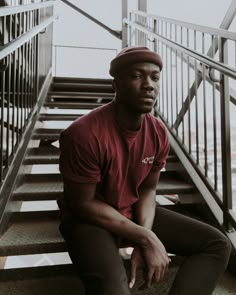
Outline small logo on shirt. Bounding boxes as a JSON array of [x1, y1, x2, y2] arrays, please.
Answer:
[[142, 156, 154, 165]]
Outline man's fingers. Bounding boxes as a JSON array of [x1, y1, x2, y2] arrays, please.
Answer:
[[129, 262, 137, 289], [146, 269, 155, 288]]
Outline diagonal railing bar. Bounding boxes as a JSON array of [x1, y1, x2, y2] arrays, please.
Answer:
[[124, 10, 236, 233], [173, 0, 236, 129], [124, 19, 236, 78], [0, 0, 55, 16], [0, 16, 56, 60], [61, 0, 122, 40]]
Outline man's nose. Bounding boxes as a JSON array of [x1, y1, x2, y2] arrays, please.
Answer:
[[143, 77, 154, 90]]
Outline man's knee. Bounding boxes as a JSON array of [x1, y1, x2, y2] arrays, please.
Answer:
[[80, 270, 131, 295], [207, 229, 232, 267]]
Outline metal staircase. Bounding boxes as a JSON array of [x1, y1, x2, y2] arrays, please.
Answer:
[[0, 77, 205, 294], [1, 0, 236, 294]]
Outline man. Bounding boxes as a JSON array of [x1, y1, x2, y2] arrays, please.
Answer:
[[58, 46, 231, 295]]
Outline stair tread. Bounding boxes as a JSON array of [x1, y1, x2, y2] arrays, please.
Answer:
[[25, 147, 60, 164], [0, 265, 84, 295], [24, 148, 177, 166], [12, 171, 194, 201], [47, 91, 114, 98], [52, 81, 113, 88], [52, 76, 112, 84], [0, 261, 182, 295], [0, 213, 64, 256], [44, 101, 110, 109], [39, 113, 80, 121], [46, 101, 104, 109]]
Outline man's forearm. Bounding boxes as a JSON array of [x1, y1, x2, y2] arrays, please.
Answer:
[[72, 198, 155, 248], [134, 189, 157, 230]]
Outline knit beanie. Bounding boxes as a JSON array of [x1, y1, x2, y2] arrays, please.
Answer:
[[109, 46, 163, 77]]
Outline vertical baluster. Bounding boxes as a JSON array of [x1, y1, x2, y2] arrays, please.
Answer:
[[219, 37, 233, 231], [26, 11, 30, 118], [175, 24, 178, 136], [187, 28, 191, 153], [6, 15, 12, 168], [212, 35, 218, 191], [16, 13, 21, 145], [202, 32, 208, 177], [180, 26, 184, 144], [165, 21, 169, 121], [0, 16, 6, 181], [194, 30, 199, 165], [11, 14, 16, 155], [161, 20, 165, 116], [29, 10, 33, 111], [170, 23, 174, 127], [20, 13, 24, 135]]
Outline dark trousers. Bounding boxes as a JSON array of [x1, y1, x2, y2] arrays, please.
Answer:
[[59, 206, 231, 295]]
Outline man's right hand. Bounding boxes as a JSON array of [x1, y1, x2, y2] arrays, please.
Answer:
[[143, 231, 170, 287], [129, 231, 170, 289]]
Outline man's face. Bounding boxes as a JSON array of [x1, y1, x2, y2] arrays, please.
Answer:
[[114, 62, 160, 114]]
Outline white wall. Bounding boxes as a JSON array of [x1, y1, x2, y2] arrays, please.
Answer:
[[53, 0, 123, 78], [52, 0, 236, 78]]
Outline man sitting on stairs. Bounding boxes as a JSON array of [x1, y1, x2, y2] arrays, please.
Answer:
[[58, 46, 231, 295]]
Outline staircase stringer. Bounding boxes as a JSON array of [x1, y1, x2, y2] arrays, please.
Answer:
[[0, 71, 52, 236]]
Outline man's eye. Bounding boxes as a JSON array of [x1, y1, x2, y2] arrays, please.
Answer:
[[152, 76, 160, 81], [132, 75, 141, 79]]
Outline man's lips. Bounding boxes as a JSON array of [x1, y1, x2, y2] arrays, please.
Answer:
[[139, 96, 155, 102]]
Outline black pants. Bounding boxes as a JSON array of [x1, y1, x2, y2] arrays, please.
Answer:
[[59, 206, 231, 295]]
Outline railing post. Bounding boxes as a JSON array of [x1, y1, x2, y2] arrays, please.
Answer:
[[219, 37, 233, 231], [35, 8, 40, 99], [122, 0, 128, 48]]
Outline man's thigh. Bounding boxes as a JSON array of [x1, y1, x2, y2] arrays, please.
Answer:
[[59, 218, 131, 295], [152, 206, 227, 255]]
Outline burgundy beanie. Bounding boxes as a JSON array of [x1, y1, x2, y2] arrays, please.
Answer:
[[109, 46, 163, 77]]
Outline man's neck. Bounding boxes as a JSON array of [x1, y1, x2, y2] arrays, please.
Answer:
[[113, 101, 145, 131]]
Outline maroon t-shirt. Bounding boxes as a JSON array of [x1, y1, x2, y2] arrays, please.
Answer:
[[59, 101, 169, 220]]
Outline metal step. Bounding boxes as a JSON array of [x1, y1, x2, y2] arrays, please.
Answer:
[[52, 76, 112, 84], [44, 100, 111, 109], [47, 91, 114, 100], [50, 82, 114, 93], [0, 265, 84, 295], [0, 211, 64, 256], [24, 147, 60, 165], [32, 128, 62, 141], [44, 101, 104, 110], [13, 174, 63, 201], [0, 260, 183, 295], [12, 171, 195, 202], [24, 147, 180, 167], [39, 113, 81, 121]]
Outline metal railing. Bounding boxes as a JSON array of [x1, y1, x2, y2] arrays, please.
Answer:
[[124, 10, 236, 233], [0, 0, 55, 186]]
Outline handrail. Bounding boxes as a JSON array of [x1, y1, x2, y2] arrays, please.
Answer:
[[0, 0, 54, 217], [0, 0, 55, 16], [131, 7, 236, 41], [61, 0, 122, 40], [0, 16, 57, 60], [124, 19, 236, 79], [124, 10, 236, 234]]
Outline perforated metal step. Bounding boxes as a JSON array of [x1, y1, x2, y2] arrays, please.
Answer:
[[24, 147, 60, 164], [0, 211, 63, 256], [0, 265, 84, 295]]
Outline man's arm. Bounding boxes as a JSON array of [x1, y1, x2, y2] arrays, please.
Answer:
[[64, 180, 157, 247], [134, 170, 161, 229], [129, 170, 170, 289]]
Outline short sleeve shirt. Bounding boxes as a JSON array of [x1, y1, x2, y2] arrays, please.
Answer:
[[59, 101, 170, 220]]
